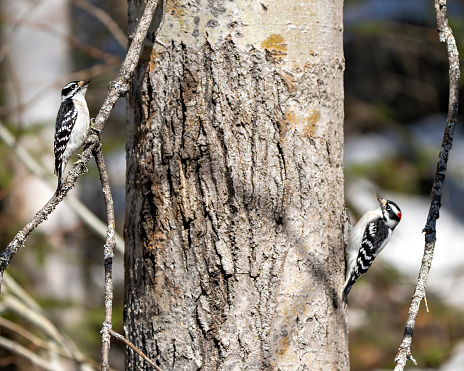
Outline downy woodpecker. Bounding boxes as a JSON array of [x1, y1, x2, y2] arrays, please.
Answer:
[[54, 80, 90, 191], [343, 193, 402, 302]]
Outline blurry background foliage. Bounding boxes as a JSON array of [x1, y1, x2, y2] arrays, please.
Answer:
[[0, 0, 127, 369], [0, 0, 464, 370], [345, 1, 464, 370]]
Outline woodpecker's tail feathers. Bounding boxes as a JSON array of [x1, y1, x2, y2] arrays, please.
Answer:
[[342, 276, 355, 303], [56, 166, 63, 192]]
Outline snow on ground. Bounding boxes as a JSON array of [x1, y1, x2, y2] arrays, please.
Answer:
[[346, 179, 464, 309]]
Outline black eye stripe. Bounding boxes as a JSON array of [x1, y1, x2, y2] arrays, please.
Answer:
[[62, 86, 74, 96], [61, 81, 80, 97], [391, 212, 401, 222], [384, 200, 401, 214]]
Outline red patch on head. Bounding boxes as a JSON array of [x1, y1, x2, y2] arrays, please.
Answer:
[[397, 212, 402, 220]]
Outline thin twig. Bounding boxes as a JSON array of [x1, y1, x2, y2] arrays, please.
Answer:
[[0, 0, 160, 292], [0, 317, 67, 358], [3, 53, 25, 133], [2, 294, 74, 356], [3, 273, 44, 313], [424, 294, 429, 313], [93, 143, 116, 371], [1, 16, 121, 66], [0, 317, 102, 370], [0, 63, 111, 120], [154, 0, 167, 48], [0, 0, 42, 64], [0, 335, 56, 370], [89, 0, 160, 135], [394, 1, 460, 369], [1, 274, 108, 369], [72, 0, 127, 49], [109, 329, 162, 371]]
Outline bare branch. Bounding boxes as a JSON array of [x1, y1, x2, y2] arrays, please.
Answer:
[[89, 0, 160, 134], [0, 64, 111, 120], [72, 0, 128, 49], [0, 335, 57, 370], [93, 143, 116, 371], [109, 329, 162, 371], [1, 274, 108, 369], [0, 121, 125, 252], [0, 0, 42, 65], [394, 1, 460, 369], [0, 317, 101, 369], [2, 293, 73, 355], [3, 53, 25, 130], [2, 16, 122, 66], [3, 273, 44, 313], [0, 0, 160, 293], [153, 0, 167, 48]]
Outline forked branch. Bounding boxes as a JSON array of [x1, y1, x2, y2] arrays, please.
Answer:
[[394, 0, 460, 369], [0, 0, 164, 369], [0, 0, 160, 292]]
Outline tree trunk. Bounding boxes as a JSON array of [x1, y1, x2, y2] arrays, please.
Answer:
[[124, 0, 347, 370]]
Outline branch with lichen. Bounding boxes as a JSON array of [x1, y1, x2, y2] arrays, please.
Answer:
[[0, 0, 160, 292], [0, 121, 125, 252], [1, 0, 163, 368], [394, 1, 460, 369], [93, 144, 116, 371]]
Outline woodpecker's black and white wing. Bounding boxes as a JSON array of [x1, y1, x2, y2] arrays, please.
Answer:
[[54, 98, 78, 188], [342, 217, 390, 302], [53, 80, 90, 191]]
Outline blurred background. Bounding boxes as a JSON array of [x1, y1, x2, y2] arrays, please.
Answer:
[[344, 1, 464, 370], [0, 0, 464, 370], [0, 0, 127, 369]]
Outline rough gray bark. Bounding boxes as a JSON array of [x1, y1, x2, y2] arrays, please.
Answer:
[[124, 0, 347, 369]]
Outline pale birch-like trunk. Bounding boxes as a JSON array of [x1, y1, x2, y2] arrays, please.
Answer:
[[124, 0, 348, 369]]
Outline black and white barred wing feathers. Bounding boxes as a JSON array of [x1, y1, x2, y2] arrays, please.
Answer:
[[343, 218, 390, 302], [54, 99, 77, 178]]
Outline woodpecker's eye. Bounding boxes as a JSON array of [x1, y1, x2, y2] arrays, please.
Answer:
[[386, 204, 391, 211]]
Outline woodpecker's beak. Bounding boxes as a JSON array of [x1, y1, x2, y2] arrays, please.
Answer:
[[375, 193, 387, 207], [78, 80, 91, 87]]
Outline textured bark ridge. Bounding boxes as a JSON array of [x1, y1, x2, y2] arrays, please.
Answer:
[[125, 39, 347, 370]]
